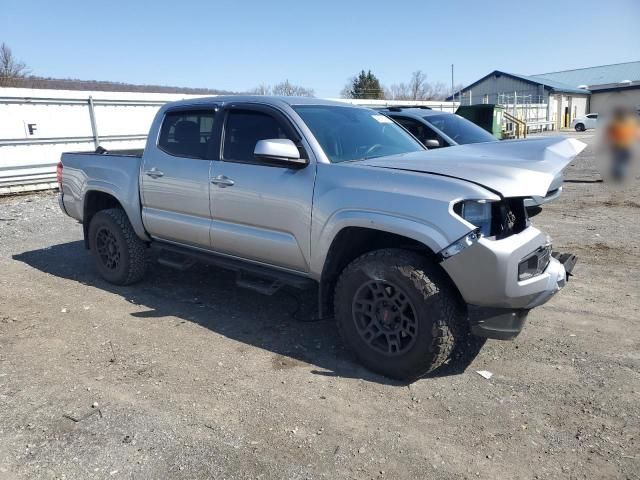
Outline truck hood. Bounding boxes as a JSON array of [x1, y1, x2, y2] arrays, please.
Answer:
[[358, 136, 586, 198]]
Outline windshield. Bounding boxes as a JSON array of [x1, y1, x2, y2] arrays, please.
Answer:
[[293, 105, 424, 163], [425, 114, 497, 145]]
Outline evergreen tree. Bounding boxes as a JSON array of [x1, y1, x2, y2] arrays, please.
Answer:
[[344, 70, 385, 99]]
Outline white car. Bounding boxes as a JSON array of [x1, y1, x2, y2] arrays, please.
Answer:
[[571, 113, 598, 131]]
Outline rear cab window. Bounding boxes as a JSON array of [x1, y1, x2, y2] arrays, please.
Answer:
[[158, 109, 216, 159]]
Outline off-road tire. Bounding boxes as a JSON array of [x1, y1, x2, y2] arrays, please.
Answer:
[[88, 208, 147, 285], [334, 248, 465, 380]]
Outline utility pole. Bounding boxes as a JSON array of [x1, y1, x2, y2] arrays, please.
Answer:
[[451, 64, 455, 103]]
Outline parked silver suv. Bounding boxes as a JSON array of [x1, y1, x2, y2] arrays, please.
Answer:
[[58, 96, 582, 380]]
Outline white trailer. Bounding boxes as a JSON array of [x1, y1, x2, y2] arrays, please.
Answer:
[[0, 88, 205, 194], [0, 88, 459, 194]]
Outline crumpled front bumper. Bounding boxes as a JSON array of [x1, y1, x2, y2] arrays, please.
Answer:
[[441, 226, 576, 339]]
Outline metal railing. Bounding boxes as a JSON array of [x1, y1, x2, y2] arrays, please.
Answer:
[[0, 133, 148, 147], [0, 93, 169, 193], [503, 111, 527, 139], [0, 96, 168, 106]]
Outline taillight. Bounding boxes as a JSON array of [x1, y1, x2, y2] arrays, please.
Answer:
[[56, 161, 63, 188]]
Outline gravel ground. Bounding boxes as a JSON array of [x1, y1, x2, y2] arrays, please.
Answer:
[[0, 132, 638, 479]]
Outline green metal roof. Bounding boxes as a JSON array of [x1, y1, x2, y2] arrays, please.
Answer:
[[532, 61, 640, 88], [502, 72, 590, 94]]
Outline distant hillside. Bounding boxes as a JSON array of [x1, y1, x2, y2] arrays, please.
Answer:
[[1, 75, 239, 95]]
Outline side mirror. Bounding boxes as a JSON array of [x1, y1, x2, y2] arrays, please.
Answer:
[[424, 139, 441, 149], [254, 139, 308, 168]]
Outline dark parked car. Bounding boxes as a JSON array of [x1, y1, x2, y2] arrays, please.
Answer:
[[377, 106, 497, 149]]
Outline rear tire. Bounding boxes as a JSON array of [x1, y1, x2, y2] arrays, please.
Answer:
[[88, 208, 147, 285], [575, 123, 585, 132], [334, 249, 466, 380]]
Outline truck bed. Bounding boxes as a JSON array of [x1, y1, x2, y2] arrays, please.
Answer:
[[59, 150, 145, 238], [64, 148, 144, 157]]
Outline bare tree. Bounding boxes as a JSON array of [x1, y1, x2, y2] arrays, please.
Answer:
[[249, 84, 272, 95], [446, 83, 466, 101], [249, 80, 313, 97], [430, 81, 450, 100], [0, 42, 30, 86], [388, 71, 431, 100], [387, 72, 457, 101], [386, 82, 410, 100], [272, 79, 314, 97], [408, 70, 430, 100], [340, 77, 356, 98]]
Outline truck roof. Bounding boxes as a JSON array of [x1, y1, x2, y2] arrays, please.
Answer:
[[163, 95, 353, 109], [378, 107, 453, 118]]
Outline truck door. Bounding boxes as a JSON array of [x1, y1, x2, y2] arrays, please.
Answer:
[[140, 106, 218, 249], [209, 104, 315, 272]]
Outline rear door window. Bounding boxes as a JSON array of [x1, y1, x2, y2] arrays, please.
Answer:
[[158, 109, 216, 159]]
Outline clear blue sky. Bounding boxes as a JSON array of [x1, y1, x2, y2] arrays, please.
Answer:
[[2, 0, 638, 97]]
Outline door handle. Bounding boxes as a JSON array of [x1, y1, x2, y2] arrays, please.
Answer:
[[144, 167, 164, 179], [211, 175, 235, 187]]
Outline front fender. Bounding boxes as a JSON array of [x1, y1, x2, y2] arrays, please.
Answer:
[[310, 209, 452, 279]]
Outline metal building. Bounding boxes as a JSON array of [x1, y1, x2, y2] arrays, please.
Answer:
[[448, 70, 590, 131], [531, 61, 640, 115], [450, 61, 640, 132]]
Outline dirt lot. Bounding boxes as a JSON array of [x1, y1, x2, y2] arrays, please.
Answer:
[[0, 132, 638, 479]]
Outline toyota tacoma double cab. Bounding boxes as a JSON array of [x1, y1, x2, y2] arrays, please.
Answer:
[[58, 96, 582, 380]]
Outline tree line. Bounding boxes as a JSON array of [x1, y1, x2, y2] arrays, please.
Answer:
[[341, 69, 461, 101], [1, 42, 460, 99], [0, 43, 236, 94]]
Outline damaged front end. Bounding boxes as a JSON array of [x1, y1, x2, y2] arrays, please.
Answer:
[[439, 196, 577, 340], [360, 136, 585, 340]]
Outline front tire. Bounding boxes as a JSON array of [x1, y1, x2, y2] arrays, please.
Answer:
[[88, 208, 147, 285], [334, 249, 466, 380], [575, 123, 586, 132]]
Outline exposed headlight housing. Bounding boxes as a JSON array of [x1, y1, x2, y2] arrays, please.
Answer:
[[442, 198, 530, 261], [453, 199, 494, 236], [454, 198, 529, 240]]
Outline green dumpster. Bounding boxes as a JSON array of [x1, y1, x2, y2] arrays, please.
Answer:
[[455, 104, 504, 139]]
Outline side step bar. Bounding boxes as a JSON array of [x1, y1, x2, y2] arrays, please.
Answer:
[[236, 272, 283, 296], [151, 241, 315, 294]]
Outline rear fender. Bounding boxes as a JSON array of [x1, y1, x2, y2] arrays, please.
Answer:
[[82, 180, 149, 242]]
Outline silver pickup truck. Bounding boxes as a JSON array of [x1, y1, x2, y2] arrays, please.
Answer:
[[58, 96, 582, 380]]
